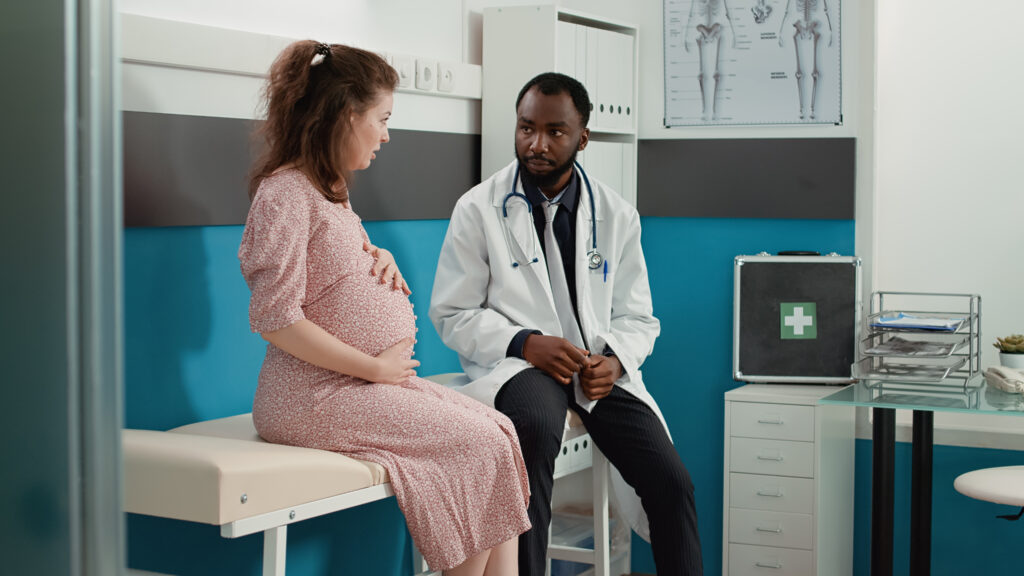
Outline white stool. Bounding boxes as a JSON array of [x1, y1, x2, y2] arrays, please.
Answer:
[[954, 465, 1024, 521], [423, 373, 611, 576]]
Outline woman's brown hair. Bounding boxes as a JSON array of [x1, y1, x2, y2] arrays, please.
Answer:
[[249, 41, 398, 202]]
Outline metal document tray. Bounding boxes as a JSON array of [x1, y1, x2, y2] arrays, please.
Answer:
[[858, 292, 982, 390], [854, 356, 967, 383], [861, 334, 969, 358], [867, 311, 968, 333], [733, 254, 862, 384]]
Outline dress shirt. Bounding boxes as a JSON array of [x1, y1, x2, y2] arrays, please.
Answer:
[[506, 165, 585, 358]]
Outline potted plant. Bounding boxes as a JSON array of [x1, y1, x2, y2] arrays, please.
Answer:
[[994, 334, 1024, 369]]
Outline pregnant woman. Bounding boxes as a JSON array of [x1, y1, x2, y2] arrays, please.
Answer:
[[239, 40, 530, 575]]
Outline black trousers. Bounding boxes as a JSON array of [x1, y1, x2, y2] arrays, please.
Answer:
[[495, 368, 703, 576]]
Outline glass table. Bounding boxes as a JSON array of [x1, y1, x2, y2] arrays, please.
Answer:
[[820, 378, 1024, 576]]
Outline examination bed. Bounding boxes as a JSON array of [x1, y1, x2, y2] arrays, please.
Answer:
[[122, 375, 611, 576]]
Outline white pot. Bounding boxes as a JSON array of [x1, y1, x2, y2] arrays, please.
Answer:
[[999, 352, 1024, 370]]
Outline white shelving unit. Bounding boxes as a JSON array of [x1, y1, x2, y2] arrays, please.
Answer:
[[723, 385, 854, 576], [482, 4, 639, 206]]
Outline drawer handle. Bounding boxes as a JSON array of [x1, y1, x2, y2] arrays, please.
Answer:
[[756, 525, 783, 534], [757, 416, 784, 425], [755, 561, 783, 569], [756, 488, 783, 497], [756, 454, 785, 462]]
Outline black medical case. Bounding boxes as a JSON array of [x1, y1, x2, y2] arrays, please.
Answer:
[[733, 253, 862, 384]]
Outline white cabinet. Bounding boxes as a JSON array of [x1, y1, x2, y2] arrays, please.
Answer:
[[723, 385, 855, 576], [482, 5, 638, 206]]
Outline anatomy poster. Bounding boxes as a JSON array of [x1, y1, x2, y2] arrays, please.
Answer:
[[664, 0, 841, 126]]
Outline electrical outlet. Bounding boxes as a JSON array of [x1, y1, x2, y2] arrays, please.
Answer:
[[392, 55, 414, 89], [415, 59, 436, 91], [437, 63, 455, 93]]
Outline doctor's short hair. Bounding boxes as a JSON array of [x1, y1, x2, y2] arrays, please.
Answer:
[[515, 72, 591, 129]]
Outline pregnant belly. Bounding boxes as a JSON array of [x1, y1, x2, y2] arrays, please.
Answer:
[[304, 276, 417, 358]]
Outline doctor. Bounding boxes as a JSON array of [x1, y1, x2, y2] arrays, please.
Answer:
[[430, 73, 702, 576]]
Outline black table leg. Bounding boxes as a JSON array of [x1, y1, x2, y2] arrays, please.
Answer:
[[872, 407, 895, 576], [910, 410, 933, 576]]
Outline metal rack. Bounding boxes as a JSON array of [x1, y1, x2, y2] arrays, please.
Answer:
[[854, 292, 982, 392]]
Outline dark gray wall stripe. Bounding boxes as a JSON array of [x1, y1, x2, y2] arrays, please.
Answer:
[[124, 112, 257, 227], [123, 111, 480, 227], [637, 138, 855, 220], [125, 113, 854, 225]]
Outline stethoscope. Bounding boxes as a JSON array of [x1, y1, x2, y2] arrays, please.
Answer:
[[501, 161, 603, 271]]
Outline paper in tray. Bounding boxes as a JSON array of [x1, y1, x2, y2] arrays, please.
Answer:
[[869, 313, 964, 332], [863, 336, 963, 357], [856, 356, 966, 382]]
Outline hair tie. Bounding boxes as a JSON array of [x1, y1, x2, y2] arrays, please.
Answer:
[[311, 42, 330, 66]]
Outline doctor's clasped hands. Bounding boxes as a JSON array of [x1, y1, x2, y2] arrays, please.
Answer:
[[521, 333, 620, 400]]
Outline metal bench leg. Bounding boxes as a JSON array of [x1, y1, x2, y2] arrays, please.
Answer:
[[592, 447, 610, 576], [545, 520, 552, 576], [544, 518, 552, 573], [263, 525, 287, 576]]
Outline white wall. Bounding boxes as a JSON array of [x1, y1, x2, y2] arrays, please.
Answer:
[[873, 0, 1024, 442], [875, 0, 1024, 345], [120, 0, 464, 61]]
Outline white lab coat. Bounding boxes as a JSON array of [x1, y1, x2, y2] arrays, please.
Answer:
[[429, 160, 669, 541]]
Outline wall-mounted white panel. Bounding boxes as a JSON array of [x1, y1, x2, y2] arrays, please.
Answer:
[[121, 13, 481, 134], [122, 63, 265, 120], [123, 61, 479, 135]]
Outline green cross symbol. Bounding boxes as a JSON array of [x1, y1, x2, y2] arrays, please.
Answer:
[[780, 303, 817, 339]]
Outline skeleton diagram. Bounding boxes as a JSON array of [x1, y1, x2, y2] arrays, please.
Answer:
[[751, 0, 772, 24], [684, 0, 735, 121], [778, 0, 833, 120]]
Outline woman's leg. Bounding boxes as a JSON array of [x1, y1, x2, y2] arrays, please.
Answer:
[[302, 379, 530, 572], [444, 548, 490, 576], [482, 537, 519, 576]]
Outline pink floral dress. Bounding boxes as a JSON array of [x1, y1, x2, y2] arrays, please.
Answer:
[[238, 169, 531, 570]]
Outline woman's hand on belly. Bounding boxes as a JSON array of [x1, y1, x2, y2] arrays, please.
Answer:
[[369, 336, 420, 384], [262, 320, 418, 383], [364, 241, 411, 295]]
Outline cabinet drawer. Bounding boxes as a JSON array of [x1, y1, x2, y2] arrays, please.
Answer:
[[728, 543, 813, 576], [729, 508, 813, 550], [731, 402, 814, 442], [730, 438, 814, 478], [730, 473, 814, 514]]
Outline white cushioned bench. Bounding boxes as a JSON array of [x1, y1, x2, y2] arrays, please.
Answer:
[[123, 376, 611, 576], [123, 413, 406, 576]]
